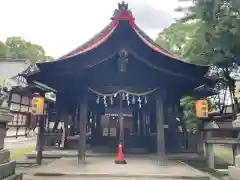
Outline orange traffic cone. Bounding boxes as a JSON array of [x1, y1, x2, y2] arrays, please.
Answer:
[[114, 143, 127, 164]]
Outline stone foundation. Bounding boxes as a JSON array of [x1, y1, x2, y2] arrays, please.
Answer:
[[0, 108, 22, 180], [0, 150, 22, 180]]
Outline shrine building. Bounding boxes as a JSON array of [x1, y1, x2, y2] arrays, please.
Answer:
[[21, 2, 215, 161]]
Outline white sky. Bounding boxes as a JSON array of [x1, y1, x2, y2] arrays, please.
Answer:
[[0, 0, 185, 58]]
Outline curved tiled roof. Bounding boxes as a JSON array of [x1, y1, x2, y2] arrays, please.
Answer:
[[57, 1, 182, 61], [58, 23, 114, 60]]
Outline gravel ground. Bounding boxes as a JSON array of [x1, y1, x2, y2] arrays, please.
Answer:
[[4, 137, 36, 150]]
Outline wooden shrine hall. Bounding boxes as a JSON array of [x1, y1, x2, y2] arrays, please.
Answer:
[[22, 2, 214, 163]]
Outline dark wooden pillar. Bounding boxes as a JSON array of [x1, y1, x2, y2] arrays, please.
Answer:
[[78, 95, 88, 164], [35, 92, 45, 165], [69, 114, 75, 136], [76, 104, 80, 134], [36, 115, 45, 165], [156, 90, 166, 164], [63, 113, 70, 148], [119, 92, 124, 145]]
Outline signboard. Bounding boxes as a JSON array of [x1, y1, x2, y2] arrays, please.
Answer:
[[195, 99, 208, 118], [31, 97, 45, 115]]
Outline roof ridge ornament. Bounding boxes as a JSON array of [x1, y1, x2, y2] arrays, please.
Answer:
[[118, 1, 128, 12], [111, 1, 136, 27]]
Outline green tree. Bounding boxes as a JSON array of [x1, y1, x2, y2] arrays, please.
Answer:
[[1, 36, 55, 63], [177, 0, 240, 67], [178, 0, 240, 117], [156, 22, 197, 58], [0, 41, 12, 58], [156, 0, 240, 127], [180, 96, 197, 129]]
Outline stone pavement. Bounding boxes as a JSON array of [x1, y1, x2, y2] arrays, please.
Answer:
[[28, 177, 199, 180], [31, 156, 210, 179]]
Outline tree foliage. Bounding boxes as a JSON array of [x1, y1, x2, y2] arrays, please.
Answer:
[[156, 0, 240, 128], [0, 36, 55, 63]]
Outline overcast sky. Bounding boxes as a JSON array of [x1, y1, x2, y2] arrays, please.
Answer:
[[0, 0, 187, 58]]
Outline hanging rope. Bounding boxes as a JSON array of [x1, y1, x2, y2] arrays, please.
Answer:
[[88, 87, 159, 97]]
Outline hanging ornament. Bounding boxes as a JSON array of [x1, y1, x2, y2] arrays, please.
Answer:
[[132, 96, 136, 104], [138, 96, 141, 104], [138, 96, 142, 108], [144, 96, 147, 104], [122, 92, 125, 100], [110, 96, 113, 105], [126, 93, 129, 100], [126, 93, 130, 106], [103, 96, 107, 107], [96, 96, 100, 104]]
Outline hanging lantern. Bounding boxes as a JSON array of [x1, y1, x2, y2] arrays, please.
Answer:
[[31, 96, 45, 115], [195, 99, 208, 118]]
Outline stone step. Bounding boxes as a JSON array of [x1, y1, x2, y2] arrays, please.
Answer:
[[16, 158, 54, 168], [33, 172, 210, 180], [2, 174, 23, 180]]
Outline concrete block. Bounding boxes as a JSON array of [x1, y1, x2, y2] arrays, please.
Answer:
[[0, 161, 16, 179], [0, 124, 6, 149], [235, 155, 240, 168], [228, 166, 240, 180], [232, 119, 240, 128], [0, 149, 10, 164]]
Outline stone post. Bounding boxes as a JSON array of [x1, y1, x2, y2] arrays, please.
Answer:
[[0, 107, 23, 180], [204, 122, 215, 169], [229, 114, 240, 180]]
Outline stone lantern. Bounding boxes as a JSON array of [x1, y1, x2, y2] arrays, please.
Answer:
[[0, 88, 22, 179], [0, 107, 13, 149]]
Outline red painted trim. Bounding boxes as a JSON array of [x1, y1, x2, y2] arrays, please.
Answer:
[[59, 23, 118, 60], [133, 28, 179, 60], [111, 11, 136, 28], [60, 11, 135, 60]]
